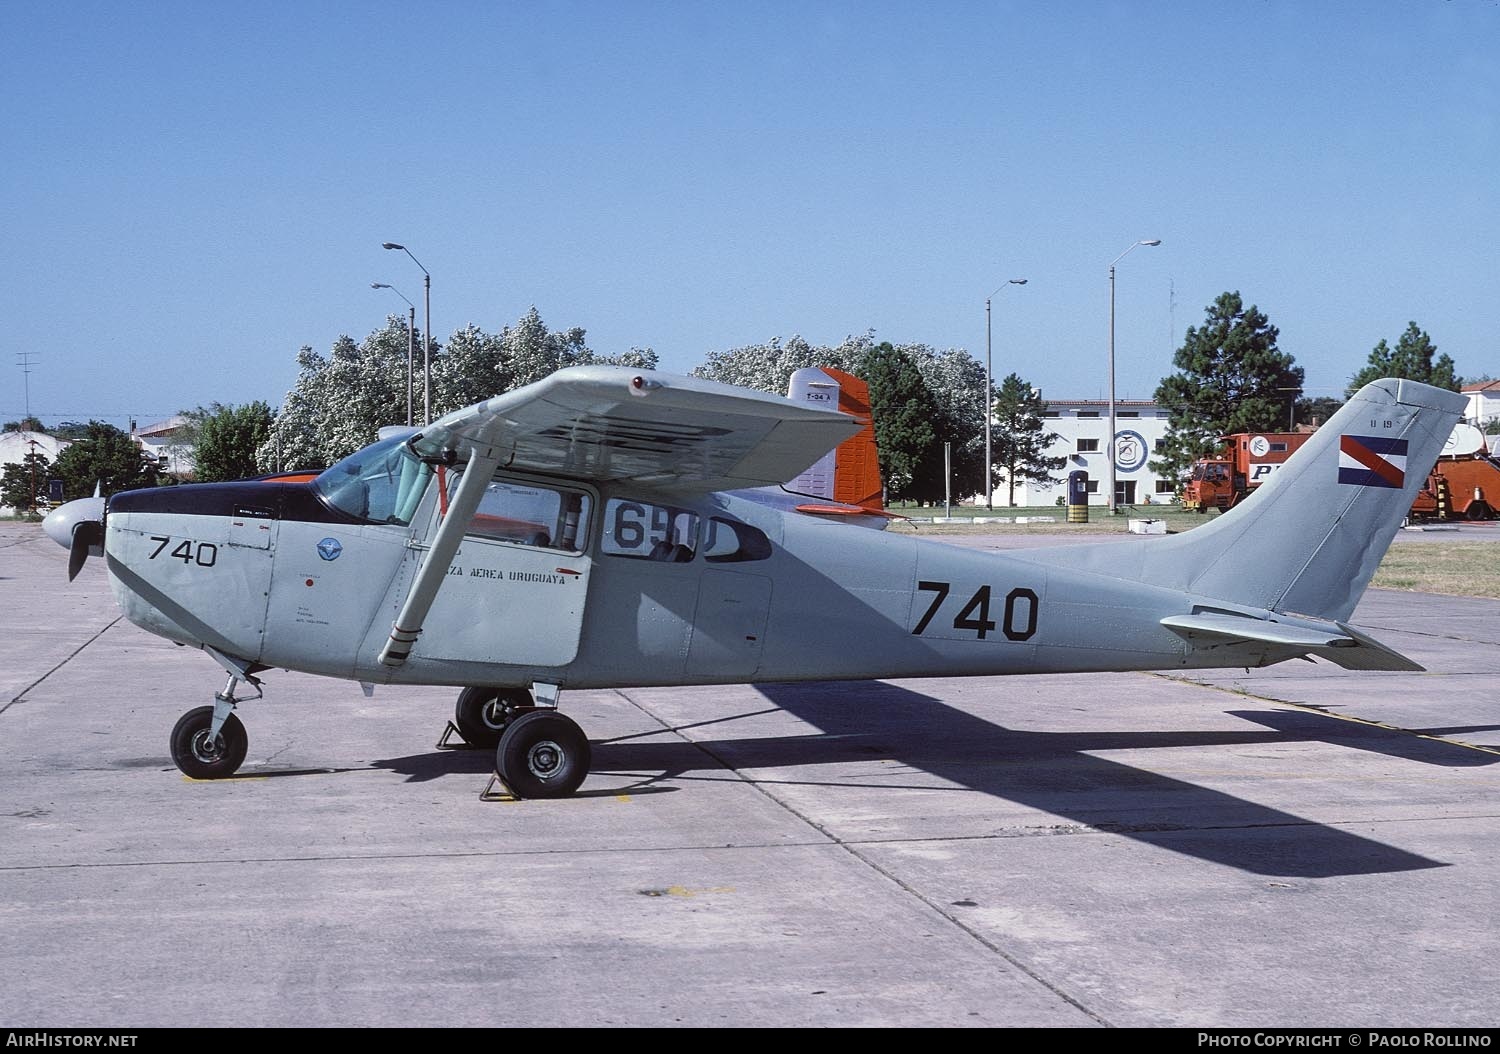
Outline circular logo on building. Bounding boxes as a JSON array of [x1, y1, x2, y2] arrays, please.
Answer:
[[1113, 430, 1148, 472], [1249, 435, 1271, 457], [316, 537, 343, 561]]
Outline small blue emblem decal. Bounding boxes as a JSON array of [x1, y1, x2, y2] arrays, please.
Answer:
[[316, 537, 343, 561]]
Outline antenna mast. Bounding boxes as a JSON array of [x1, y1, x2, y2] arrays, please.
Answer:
[[17, 352, 39, 425]]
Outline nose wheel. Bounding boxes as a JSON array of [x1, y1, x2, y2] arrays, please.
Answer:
[[169, 667, 260, 780], [170, 705, 249, 779], [496, 710, 590, 799]]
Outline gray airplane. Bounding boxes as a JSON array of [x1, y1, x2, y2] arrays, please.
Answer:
[[43, 368, 1466, 798]]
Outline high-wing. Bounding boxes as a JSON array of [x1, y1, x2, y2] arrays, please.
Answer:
[[412, 366, 861, 493]]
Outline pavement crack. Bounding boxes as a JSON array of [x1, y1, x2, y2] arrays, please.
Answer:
[[2, 616, 123, 714]]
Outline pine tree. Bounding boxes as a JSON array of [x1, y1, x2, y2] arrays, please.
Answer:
[[991, 374, 1065, 507], [1346, 323, 1458, 397], [858, 342, 940, 502], [1151, 292, 1303, 482]]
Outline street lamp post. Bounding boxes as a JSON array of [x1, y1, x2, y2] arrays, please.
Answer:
[[984, 278, 1028, 509], [383, 243, 431, 424], [1107, 239, 1162, 514], [371, 283, 416, 427], [1278, 386, 1303, 431]]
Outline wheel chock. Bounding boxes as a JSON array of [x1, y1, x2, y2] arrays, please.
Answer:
[[480, 771, 518, 802]]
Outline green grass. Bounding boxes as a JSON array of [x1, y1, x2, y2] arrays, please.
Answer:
[[1372, 541, 1500, 599], [884, 503, 1207, 535]]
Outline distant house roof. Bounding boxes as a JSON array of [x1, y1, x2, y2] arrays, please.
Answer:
[[0, 431, 71, 467], [1462, 380, 1500, 394], [133, 415, 191, 438], [1043, 399, 1161, 409]]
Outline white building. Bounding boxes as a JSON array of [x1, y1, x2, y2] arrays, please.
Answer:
[[1007, 397, 1176, 508], [1462, 381, 1500, 429], [0, 430, 72, 512], [132, 415, 195, 480]]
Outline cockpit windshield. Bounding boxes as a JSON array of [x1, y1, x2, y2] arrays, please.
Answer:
[[313, 434, 433, 526]]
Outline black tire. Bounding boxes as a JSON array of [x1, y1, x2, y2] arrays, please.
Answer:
[[454, 686, 530, 748], [496, 711, 590, 799], [1466, 502, 1492, 521], [170, 705, 248, 779]]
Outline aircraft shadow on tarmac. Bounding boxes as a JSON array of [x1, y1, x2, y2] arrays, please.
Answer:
[[1228, 709, 1500, 768], [369, 745, 681, 798], [368, 680, 1495, 878], [610, 682, 1464, 879]]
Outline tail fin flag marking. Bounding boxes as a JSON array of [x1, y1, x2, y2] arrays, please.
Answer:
[[1338, 435, 1408, 489]]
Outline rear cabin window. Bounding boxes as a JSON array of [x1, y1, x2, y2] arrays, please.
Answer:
[[602, 498, 699, 561], [703, 517, 772, 563], [456, 476, 591, 552]]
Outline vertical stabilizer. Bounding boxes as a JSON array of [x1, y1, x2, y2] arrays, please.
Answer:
[[1150, 378, 1467, 619], [786, 367, 883, 511], [1037, 378, 1468, 621]]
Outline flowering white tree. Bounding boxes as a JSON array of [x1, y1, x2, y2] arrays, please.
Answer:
[[692, 332, 874, 395], [258, 309, 656, 471]]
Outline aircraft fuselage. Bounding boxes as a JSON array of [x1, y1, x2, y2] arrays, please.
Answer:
[[103, 473, 1273, 695]]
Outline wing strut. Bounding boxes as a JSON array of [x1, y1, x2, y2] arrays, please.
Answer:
[[378, 445, 501, 667]]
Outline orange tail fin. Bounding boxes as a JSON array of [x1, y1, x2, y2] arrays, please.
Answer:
[[785, 367, 884, 512]]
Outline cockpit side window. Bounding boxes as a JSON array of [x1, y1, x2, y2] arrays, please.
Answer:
[[601, 498, 699, 561], [456, 476, 591, 552], [314, 434, 433, 526]]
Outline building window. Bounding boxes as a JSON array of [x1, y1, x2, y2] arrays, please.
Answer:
[[1154, 439, 1167, 453], [1155, 480, 1177, 494], [1076, 438, 1099, 453], [1076, 411, 1100, 419], [1084, 481, 1099, 494], [1043, 410, 1060, 418], [1118, 411, 1138, 418]]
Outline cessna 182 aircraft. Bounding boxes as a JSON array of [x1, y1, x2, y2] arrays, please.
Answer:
[[43, 367, 1466, 798]]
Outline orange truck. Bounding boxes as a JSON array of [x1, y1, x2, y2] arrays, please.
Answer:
[[1183, 424, 1500, 520], [1181, 432, 1314, 513], [1407, 424, 1500, 521]]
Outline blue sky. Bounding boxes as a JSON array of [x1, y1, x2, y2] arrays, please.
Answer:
[[4, 1, 1496, 428]]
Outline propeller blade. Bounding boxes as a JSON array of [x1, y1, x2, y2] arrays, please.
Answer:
[[68, 520, 103, 582]]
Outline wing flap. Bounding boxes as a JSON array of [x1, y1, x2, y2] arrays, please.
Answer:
[[414, 367, 860, 493], [1161, 612, 1423, 672]]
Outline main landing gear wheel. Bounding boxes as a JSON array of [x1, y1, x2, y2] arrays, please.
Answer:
[[496, 710, 590, 799], [170, 705, 249, 780], [454, 686, 532, 748]]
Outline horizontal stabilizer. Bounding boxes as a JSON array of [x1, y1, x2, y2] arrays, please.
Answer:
[[1161, 611, 1423, 672]]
